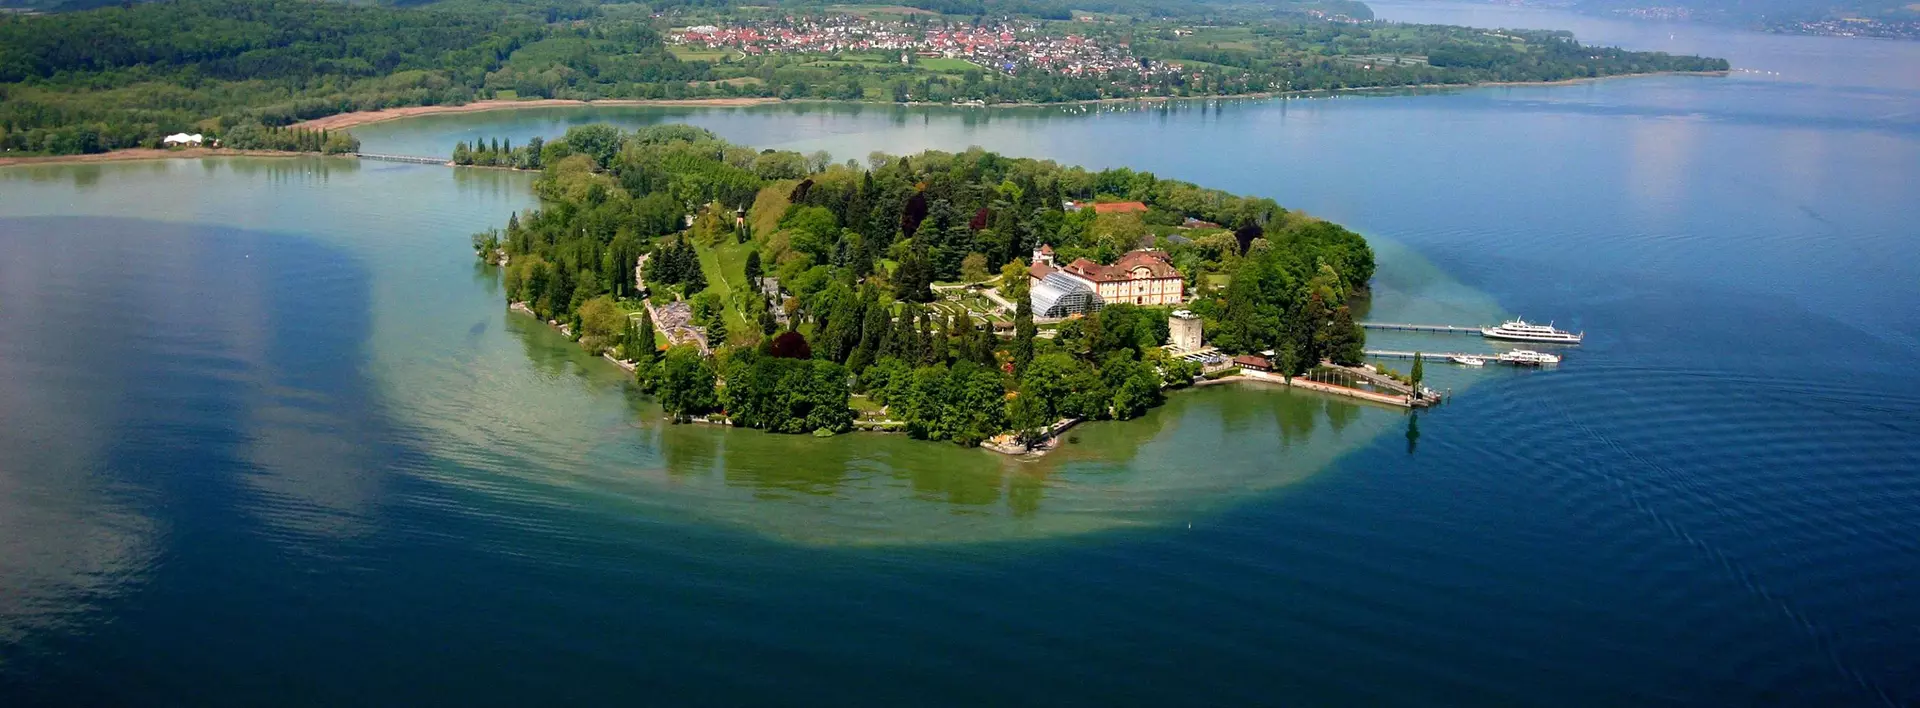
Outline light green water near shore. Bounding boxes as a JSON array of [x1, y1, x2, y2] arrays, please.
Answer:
[[2, 148, 1502, 545]]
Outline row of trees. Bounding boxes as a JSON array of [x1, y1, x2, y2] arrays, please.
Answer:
[[222, 124, 360, 154], [489, 123, 1371, 445], [453, 136, 544, 169]]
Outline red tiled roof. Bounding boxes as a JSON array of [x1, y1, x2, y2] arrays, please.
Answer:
[[1092, 201, 1149, 214], [1060, 250, 1179, 283], [1233, 355, 1272, 370], [1029, 261, 1057, 280]]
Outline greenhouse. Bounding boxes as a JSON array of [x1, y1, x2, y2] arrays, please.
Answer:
[[1031, 272, 1105, 319]]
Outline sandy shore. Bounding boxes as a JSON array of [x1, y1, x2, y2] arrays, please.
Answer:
[[0, 147, 311, 168], [289, 97, 783, 131]]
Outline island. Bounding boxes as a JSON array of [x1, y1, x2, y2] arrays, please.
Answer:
[[475, 123, 1396, 451], [0, 0, 1730, 156]]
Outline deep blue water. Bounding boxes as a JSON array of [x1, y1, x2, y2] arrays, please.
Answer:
[[4, 4, 1920, 706]]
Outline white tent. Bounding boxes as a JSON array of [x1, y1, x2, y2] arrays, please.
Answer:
[[162, 133, 204, 146]]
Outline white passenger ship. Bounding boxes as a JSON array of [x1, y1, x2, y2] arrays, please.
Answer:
[[1497, 349, 1562, 366], [1481, 318, 1583, 344]]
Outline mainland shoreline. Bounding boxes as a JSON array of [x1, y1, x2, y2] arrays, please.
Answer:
[[0, 147, 311, 168], [3, 71, 1724, 169], [289, 69, 1723, 131], [288, 97, 784, 131]]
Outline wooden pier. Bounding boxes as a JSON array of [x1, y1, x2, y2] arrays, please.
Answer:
[[1364, 349, 1560, 366], [1364, 349, 1479, 360], [1358, 322, 1483, 334], [353, 153, 449, 165]]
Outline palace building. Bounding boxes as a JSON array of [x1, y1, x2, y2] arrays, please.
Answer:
[[1028, 245, 1185, 309]]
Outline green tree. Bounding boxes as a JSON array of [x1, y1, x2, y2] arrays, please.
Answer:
[[1006, 393, 1053, 448], [960, 252, 991, 283], [577, 295, 622, 346], [1105, 352, 1165, 420], [706, 309, 729, 346], [759, 300, 779, 335], [658, 347, 718, 422], [930, 313, 950, 365], [1012, 278, 1035, 374]]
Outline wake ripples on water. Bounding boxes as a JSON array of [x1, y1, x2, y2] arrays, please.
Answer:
[[1459, 365, 1918, 705]]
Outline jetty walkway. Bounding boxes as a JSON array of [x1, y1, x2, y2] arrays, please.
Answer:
[[353, 152, 449, 165], [1365, 349, 1561, 366], [1364, 349, 1480, 360], [1358, 322, 1483, 334]]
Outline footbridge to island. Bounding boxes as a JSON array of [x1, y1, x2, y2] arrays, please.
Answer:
[[353, 152, 450, 165]]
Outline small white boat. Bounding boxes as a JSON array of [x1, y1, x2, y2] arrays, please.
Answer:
[[1497, 349, 1562, 366], [1481, 318, 1584, 344], [1450, 355, 1486, 367]]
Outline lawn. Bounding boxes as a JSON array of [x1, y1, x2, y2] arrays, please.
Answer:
[[693, 235, 759, 344], [1163, 58, 1240, 72], [1187, 26, 1257, 50], [669, 46, 738, 62], [849, 395, 887, 416], [915, 57, 978, 73]]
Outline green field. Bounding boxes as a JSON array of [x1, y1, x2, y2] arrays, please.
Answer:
[[1185, 26, 1258, 50], [669, 46, 738, 62], [915, 57, 979, 73], [692, 235, 758, 344], [1163, 58, 1240, 72], [848, 394, 887, 416], [827, 4, 940, 18]]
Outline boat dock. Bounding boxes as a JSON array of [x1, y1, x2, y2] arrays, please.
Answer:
[[1358, 322, 1483, 334], [1365, 349, 1478, 359], [1364, 349, 1560, 366]]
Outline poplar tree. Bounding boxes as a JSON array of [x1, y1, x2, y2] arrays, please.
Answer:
[[760, 300, 779, 335], [915, 307, 934, 364], [888, 304, 915, 359], [633, 309, 660, 390], [930, 313, 949, 364], [1013, 281, 1035, 374]]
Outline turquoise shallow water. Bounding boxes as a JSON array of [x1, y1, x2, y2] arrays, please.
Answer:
[[3, 4, 1920, 705]]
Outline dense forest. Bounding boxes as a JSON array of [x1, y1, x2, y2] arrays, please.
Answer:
[[0, 0, 647, 153], [481, 123, 1373, 445], [0, 0, 1728, 155]]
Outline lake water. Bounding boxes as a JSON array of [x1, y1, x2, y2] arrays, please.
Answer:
[[3, 4, 1918, 705]]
